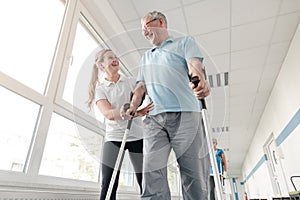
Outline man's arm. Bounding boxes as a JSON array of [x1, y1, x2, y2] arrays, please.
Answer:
[[126, 81, 147, 117], [221, 152, 227, 178], [187, 57, 210, 99], [221, 153, 227, 172]]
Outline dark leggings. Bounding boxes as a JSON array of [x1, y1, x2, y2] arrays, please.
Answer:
[[99, 139, 143, 200], [210, 176, 215, 200]]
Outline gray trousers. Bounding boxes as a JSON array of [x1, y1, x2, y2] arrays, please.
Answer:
[[141, 112, 210, 200]]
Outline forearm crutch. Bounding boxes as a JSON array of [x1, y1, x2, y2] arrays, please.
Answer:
[[191, 76, 223, 200], [105, 104, 133, 200]]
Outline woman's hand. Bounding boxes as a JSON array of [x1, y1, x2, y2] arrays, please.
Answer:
[[120, 103, 132, 120]]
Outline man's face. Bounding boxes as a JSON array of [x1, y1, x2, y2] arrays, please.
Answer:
[[213, 141, 217, 149], [141, 16, 163, 46]]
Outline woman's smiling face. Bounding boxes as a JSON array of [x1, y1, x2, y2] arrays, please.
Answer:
[[98, 50, 120, 74]]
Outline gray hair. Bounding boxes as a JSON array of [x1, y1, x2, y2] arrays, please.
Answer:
[[142, 11, 168, 28]]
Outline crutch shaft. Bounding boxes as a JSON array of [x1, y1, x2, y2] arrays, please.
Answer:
[[105, 107, 134, 200], [191, 76, 223, 200]]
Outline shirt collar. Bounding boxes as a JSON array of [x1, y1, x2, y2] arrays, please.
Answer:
[[100, 73, 124, 86], [151, 36, 174, 52]]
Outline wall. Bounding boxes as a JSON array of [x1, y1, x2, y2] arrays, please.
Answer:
[[242, 20, 300, 199]]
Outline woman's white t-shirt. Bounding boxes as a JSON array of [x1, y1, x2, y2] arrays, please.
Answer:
[[95, 74, 143, 142]]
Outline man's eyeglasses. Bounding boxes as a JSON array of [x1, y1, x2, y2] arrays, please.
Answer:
[[145, 18, 158, 26], [142, 18, 159, 31]]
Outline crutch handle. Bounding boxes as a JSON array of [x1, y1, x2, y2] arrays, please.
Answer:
[[123, 103, 135, 128], [190, 76, 207, 109], [123, 103, 130, 111], [126, 118, 133, 129]]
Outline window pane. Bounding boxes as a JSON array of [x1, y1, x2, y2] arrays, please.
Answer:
[[0, 86, 40, 172], [63, 20, 100, 112], [119, 153, 135, 187], [39, 113, 102, 182], [168, 168, 180, 195], [168, 151, 180, 195], [0, 0, 64, 93]]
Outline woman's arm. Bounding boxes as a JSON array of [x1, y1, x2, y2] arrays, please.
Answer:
[[96, 99, 122, 120]]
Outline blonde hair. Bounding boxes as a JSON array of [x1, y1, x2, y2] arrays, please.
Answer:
[[86, 49, 112, 109]]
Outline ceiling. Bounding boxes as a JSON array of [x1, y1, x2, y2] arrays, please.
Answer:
[[83, 0, 300, 176]]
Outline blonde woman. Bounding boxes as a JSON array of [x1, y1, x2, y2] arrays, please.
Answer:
[[87, 49, 153, 200]]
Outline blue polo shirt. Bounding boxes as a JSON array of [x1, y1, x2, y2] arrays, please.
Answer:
[[137, 36, 203, 115], [210, 148, 225, 175]]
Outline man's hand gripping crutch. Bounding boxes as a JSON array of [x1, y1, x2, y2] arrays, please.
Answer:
[[124, 81, 148, 120]]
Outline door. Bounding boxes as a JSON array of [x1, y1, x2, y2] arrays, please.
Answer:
[[263, 134, 287, 196]]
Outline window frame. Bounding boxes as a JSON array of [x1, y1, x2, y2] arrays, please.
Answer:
[[0, 0, 102, 190], [0, 0, 146, 195]]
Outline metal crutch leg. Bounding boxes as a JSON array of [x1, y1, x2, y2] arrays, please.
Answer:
[[191, 76, 223, 200], [105, 105, 133, 200]]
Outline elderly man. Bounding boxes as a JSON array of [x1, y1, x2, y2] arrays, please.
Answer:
[[125, 11, 211, 200]]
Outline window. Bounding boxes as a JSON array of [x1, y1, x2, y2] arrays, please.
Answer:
[[62, 18, 106, 124], [168, 151, 181, 195], [0, 86, 40, 172], [63, 20, 100, 112], [0, 0, 64, 94], [119, 152, 135, 187], [39, 113, 102, 182]]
